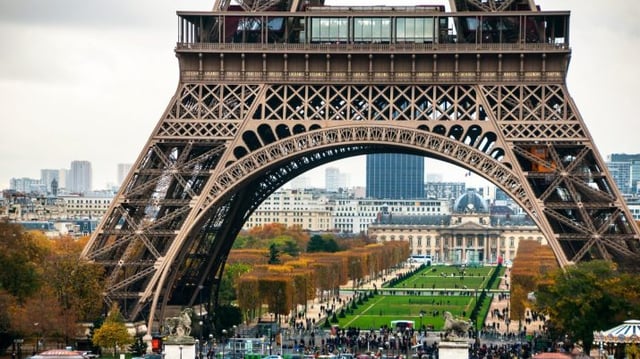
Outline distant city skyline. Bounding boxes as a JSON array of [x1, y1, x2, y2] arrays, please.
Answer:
[[1, 1, 638, 190]]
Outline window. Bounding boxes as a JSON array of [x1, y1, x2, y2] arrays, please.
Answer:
[[353, 17, 392, 43], [396, 17, 435, 43]]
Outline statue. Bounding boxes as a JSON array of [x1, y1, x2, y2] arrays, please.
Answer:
[[442, 311, 472, 339], [163, 308, 194, 338]]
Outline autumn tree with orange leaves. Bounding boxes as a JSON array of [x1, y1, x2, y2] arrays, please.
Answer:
[[509, 240, 558, 321], [234, 241, 409, 324], [0, 222, 104, 352]]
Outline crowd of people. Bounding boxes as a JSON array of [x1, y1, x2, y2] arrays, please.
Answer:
[[262, 264, 551, 358]]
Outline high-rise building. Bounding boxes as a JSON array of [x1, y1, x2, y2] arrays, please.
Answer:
[[9, 177, 43, 193], [69, 160, 92, 194], [58, 168, 69, 190], [325, 167, 340, 192], [608, 162, 631, 195], [366, 153, 424, 199], [117, 163, 133, 187], [325, 167, 349, 192], [40, 169, 60, 194], [608, 154, 640, 195]]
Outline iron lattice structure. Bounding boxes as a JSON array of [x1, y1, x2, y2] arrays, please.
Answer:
[[82, 0, 640, 330]]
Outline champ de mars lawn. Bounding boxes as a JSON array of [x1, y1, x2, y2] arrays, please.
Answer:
[[332, 264, 505, 330]]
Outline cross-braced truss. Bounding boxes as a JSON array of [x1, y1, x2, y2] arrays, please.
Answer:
[[81, 0, 640, 331]]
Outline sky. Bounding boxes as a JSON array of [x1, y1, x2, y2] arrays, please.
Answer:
[[1, 0, 639, 191]]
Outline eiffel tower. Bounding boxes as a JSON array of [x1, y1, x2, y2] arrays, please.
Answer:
[[81, 0, 640, 329]]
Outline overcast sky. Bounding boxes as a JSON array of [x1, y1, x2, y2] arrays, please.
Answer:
[[1, 0, 639, 190]]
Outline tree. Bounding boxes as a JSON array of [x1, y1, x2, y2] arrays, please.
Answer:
[[92, 305, 133, 356], [43, 236, 104, 322], [218, 263, 252, 305], [0, 290, 17, 352], [0, 223, 48, 300], [307, 235, 325, 253], [324, 238, 340, 252], [212, 305, 242, 336], [129, 336, 148, 356], [280, 238, 301, 257], [307, 235, 340, 253], [268, 243, 281, 264], [510, 240, 558, 321], [9, 285, 79, 347], [236, 276, 261, 324], [535, 260, 639, 353], [0, 226, 104, 353]]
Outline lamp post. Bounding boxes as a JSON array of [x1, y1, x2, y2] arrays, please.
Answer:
[[33, 322, 40, 354], [179, 345, 183, 359], [222, 329, 227, 359], [209, 334, 214, 359]]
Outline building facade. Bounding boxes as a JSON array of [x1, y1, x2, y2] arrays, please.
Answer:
[[242, 188, 450, 233], [40, 169, 60, 194], [9, 177, 44, 194], [369, 190, 544, 264], [325, 167, 341, 193], [117, 163, 133, 187], [366, 153, 424, 199], [331, 198, 450, 234], [424, 182, 466, 201], [369, 213, 544, 264], [325, 167, 349, 193], [52, 195, 112, 220], [243, 188, 333, 231], [607, 153, 640, 195], [69, 160, 92, 194]]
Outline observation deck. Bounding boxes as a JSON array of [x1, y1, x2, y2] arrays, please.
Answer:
[[174, 1, 571, 84]]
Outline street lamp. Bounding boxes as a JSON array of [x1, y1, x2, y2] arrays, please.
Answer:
[[222, 329, 227, 359], [209, 334, 214, 359], [33, 323, 40, 354]]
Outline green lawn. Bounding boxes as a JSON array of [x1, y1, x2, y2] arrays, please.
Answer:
[[333, 265, 505, 331], [389, 265, 498, 290]]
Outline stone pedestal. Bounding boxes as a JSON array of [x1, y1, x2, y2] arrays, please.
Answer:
[[164, 336, 197, 359], [438, 340, 469, 359]]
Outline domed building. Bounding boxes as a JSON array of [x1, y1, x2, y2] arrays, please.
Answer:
[[453, 189, 490, 214], [368, 189, 545, 265]]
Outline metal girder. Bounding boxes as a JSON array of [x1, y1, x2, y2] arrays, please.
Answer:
[[81, 1, 640, 331]]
